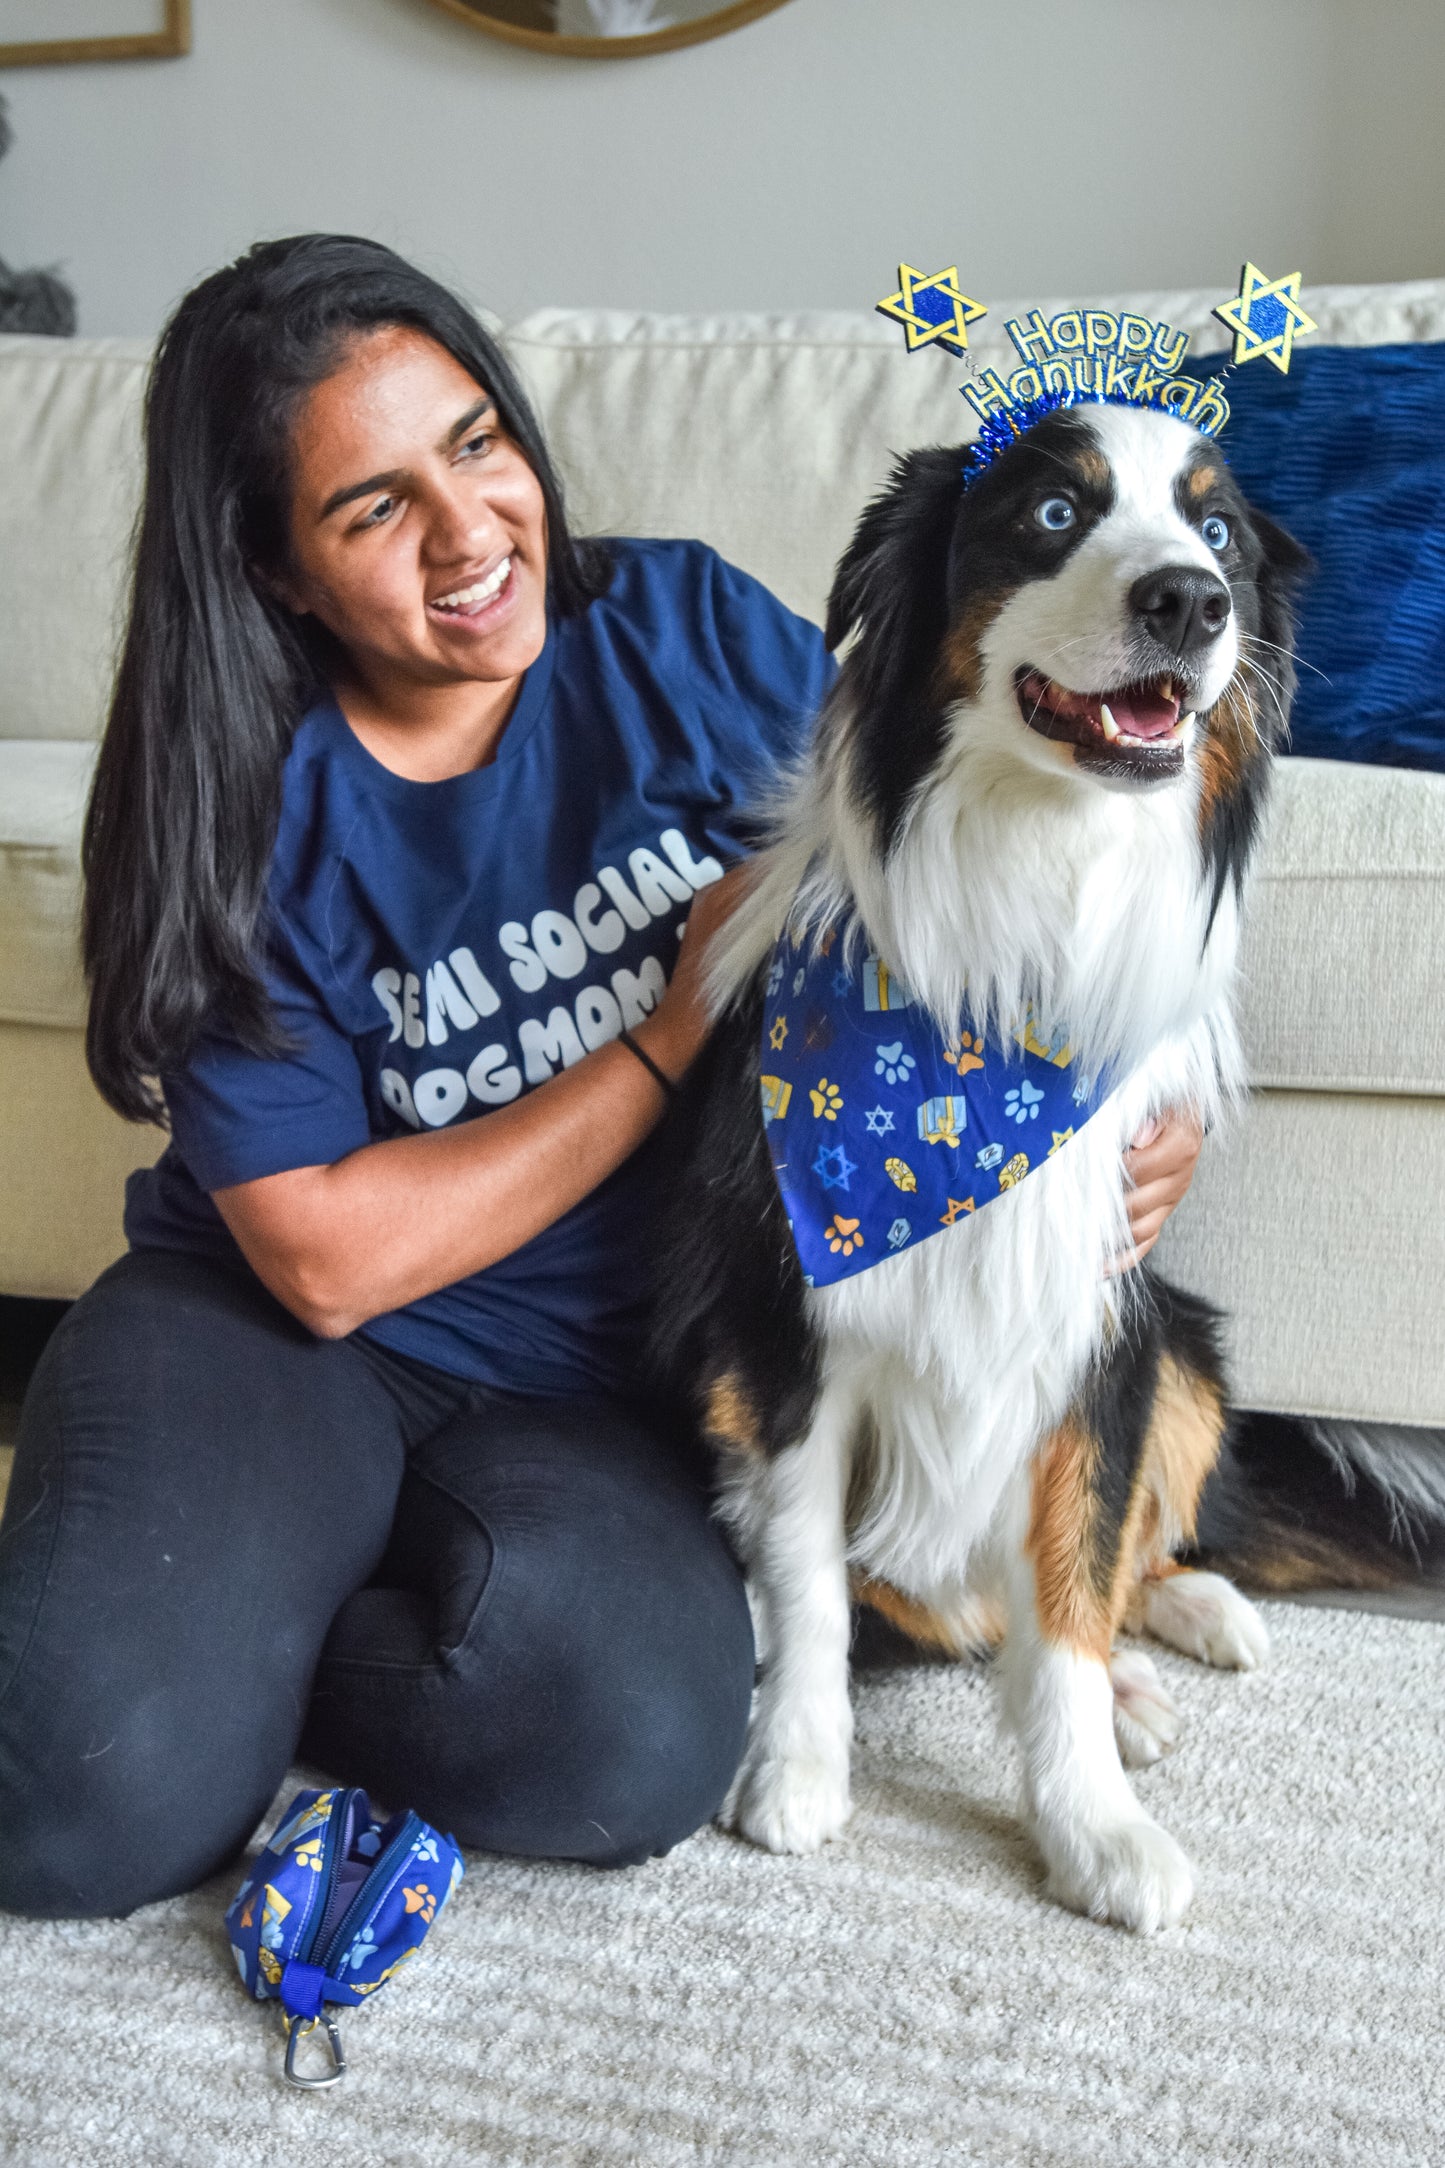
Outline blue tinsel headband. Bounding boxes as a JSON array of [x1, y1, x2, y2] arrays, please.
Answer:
[[875, 262, 1316, 489]]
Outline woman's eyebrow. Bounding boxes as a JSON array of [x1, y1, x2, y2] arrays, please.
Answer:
[[443, 396, 495, 448], [319, 469, 403, 520], [317, 399, 497, 521]]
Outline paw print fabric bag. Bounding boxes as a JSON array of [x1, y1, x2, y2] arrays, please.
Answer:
[[226, 1786, 464, 2085], [758, 924, 1117, 1287]]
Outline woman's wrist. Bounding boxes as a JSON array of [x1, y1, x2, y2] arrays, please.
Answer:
[[628, 1007, 702, 1091]]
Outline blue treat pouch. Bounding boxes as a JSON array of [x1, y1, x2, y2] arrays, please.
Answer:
[[225, 1786, 464, 2087]]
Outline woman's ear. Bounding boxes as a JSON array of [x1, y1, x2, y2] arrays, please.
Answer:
[[254, 562, 308, 618]]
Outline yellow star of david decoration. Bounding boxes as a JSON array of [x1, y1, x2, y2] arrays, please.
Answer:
[[939, 1196, 976, 1227], [1213, 262, 1317, 374], [876, 264, 987, 357]]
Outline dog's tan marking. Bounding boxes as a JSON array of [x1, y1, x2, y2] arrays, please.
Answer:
[[1026, 1417, 1115, 1658], [937, 591, 1009, 705], [1140, 1355, 1225, 1562], [1184, 462, 1221, 503], [1216, 1531, 1401, 1594], [1118, 1356, 1227, 1628], [1197, 666, 1264, 836], [851, 1572, 1004, 1656], [1071, 443, 1111, 492], [703, 1371, 764, 1456]]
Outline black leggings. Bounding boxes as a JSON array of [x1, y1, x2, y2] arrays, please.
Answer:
[[0, 1249, 754, 1918]]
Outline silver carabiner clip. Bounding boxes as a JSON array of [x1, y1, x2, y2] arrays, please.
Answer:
[[283, 2009, 347, 2089]]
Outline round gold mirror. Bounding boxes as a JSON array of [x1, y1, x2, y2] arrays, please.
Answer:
[[423, 0, 793, 60]]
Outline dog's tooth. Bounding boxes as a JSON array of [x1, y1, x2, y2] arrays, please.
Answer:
[[1100, 704, 1121, 742], [1181, 711, 1196, 729]]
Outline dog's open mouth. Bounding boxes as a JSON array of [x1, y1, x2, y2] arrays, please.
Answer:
[[1015, 669, 1194, 779]]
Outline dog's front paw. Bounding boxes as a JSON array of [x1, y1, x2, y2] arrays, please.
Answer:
[[1039, 1813, 1195, 1934], [724, 1742, 852, 1855], [1110, 1645, 1182, 1767], [1143, 1570, 1269, 1671]]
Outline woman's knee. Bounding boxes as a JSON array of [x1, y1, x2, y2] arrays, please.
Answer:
[[308, 1497, 756, 1868], [0, 1731, 266, 1919]]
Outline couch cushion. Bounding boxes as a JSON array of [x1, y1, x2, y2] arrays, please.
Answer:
[[1241, 757, 1445, 1093], [0, 740, 95, 1027], [0, 337, 148, 742]]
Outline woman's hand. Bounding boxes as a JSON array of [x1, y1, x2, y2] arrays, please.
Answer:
[[631, 864, 751, 1083], [1110, 1109, 1205, 1274]]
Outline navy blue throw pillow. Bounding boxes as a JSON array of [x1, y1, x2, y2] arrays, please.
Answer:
[[1184, 343, 1445, 772]]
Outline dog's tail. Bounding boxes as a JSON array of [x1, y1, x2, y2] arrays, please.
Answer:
[[1194, 1412, 1445, 1593]]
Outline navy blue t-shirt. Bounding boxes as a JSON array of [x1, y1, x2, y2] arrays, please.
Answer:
[[125, 539, 833, 1396]]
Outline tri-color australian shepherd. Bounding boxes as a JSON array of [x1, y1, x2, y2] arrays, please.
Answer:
[[656, 399, 1395, 1934]]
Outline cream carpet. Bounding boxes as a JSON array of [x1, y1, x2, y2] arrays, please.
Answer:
[[2, 1604, 1443, 2168]]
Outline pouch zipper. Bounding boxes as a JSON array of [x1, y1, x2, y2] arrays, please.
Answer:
[[316, 1811, 424, 1977], [296, 1787, 367, 1967]]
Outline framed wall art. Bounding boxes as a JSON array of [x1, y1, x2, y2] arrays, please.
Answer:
[[0, 0, 190, 68]]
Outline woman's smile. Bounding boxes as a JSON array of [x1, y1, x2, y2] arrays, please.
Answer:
[[427, 549, 515, 627]]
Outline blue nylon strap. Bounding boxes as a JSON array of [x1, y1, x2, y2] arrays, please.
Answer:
[[758, 923, 1114, 1287], [279, 1959, 332, 2021]]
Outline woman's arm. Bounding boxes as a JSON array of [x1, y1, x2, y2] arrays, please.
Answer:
[[214, 873, 742, 1339]]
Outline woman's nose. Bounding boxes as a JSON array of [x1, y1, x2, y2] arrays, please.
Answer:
[[428, 477, 503, 564]]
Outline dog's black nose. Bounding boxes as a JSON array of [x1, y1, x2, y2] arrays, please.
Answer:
[[1129, 566, 1232, 657]]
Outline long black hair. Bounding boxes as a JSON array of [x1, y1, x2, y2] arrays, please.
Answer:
[[83, 233, 611, 1124]]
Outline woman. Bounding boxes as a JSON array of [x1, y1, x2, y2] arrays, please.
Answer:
[[0, 237, 1202, 1918]]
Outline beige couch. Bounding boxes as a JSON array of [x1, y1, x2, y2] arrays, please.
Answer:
[[3, 285, 1444, 1423]]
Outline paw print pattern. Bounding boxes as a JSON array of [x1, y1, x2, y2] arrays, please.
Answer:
[[874, 1041, 916, 1086], [402, 1883, 437, 1924], [341, 1925, 379, 1973], [1004, 1080, 1045, 1124], [809, 1079, 843, 1120], [411, 1835, 440, 1865], [292, 1838, 324, 1873], [765, 957, 785, 997], [825, 1215, 863, 1258], [944, 1030, 986, 1078]]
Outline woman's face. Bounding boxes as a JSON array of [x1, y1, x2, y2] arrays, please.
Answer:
[[278, 325, 549, 693]]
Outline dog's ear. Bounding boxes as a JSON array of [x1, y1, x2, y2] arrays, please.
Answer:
[[1249, 506, 1313, 591], [1244, 503, 1313, 743], [824, 445, 966, 656], [824, 447, 967, 846]]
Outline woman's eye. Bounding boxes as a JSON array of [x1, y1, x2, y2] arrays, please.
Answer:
[[1202, 514, 1231, 552], [459, 431, 494, 461], [357, 495, 396, 531], [1035, 496, 1076, 532]]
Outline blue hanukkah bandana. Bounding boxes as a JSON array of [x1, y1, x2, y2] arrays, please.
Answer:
[[759, 926, 1115, 1287]]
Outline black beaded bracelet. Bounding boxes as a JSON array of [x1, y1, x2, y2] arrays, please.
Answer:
[[618, 1027, 679, 1104]]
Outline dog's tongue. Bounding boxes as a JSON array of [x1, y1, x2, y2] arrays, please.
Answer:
[[1105, 683, 1181, 740]]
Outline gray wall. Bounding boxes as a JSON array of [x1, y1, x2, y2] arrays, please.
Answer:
[[1, 0, 1442, 337]]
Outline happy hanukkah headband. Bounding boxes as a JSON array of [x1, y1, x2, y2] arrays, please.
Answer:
[[875, 259, 1318, 482]]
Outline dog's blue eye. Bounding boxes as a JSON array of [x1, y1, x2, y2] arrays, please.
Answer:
[[1035, 497, 1076, 532], [1202, 514, 1230, 552]]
